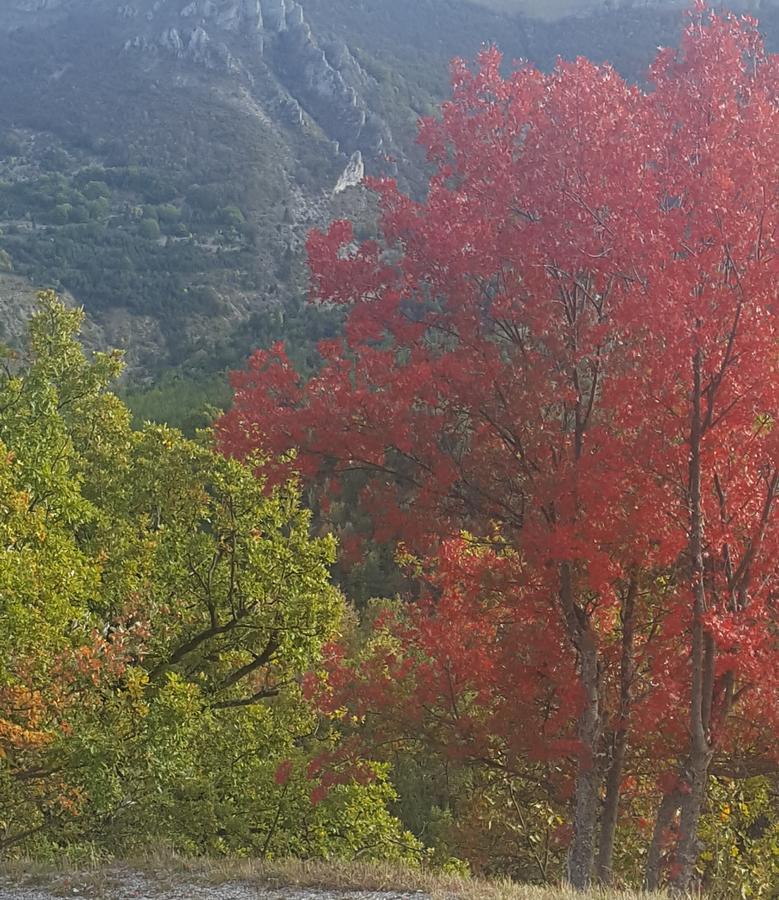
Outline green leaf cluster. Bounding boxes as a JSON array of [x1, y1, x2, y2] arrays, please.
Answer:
[[0, 293, 419, 862], [698, 777, 779, 899]]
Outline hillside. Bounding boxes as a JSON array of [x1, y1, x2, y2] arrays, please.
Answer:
[[0, 0, 777, 388]]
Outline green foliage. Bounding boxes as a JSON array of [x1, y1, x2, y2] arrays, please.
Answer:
[[0, 130, 24, 158], [0, 164, 259, 353], [218, 205, 246, 229], [122, 294, 347, 436], [698, 777, 779, 899], [0, 293, 418, 862], [82, 181, 110, 201], [154, 204, 181, 227], [124, 371, 232, 436], [138, 217, 161, 240], [61, 677, 418, 860]]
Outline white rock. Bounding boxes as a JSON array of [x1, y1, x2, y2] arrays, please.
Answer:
[[333, 151, 364, 195], [188, 25, 210, 59], [160, 26, 184, 52], [259, 0, 287, 32]]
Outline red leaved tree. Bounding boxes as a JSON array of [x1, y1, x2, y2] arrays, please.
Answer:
[[219, 5, 779, 890]]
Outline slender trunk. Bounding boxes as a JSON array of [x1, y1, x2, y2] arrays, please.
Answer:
[[672, 636, 715, 891], [596, 573, 638, 885], [566, 632, 601, 891], [560, 563, 602, 891], [672, 349, 714, 892], [645, 788, 682, 891], [562, 342, 605, 891], [596, 734, 627, 885], [673, 755, 710, 892]]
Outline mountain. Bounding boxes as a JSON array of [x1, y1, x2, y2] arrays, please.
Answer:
[[0, 0, 777, 389]]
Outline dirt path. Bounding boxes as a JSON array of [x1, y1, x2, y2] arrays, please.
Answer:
[[0, 869, 432, 900]]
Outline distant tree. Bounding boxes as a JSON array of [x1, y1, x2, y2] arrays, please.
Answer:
[[82, 181, 111, 202], [138, 217, 161, 241], [218, 205, 246, 229], [186, 183, 223, 215], [49, 203, 72, 225], [155, 204, 181, 227], [0, 131, 23, 158]]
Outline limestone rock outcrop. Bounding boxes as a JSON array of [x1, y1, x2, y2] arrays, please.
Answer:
[[333, 151, 364, 195], [115, 0, 394, 156], [258, 0, 288, 31]]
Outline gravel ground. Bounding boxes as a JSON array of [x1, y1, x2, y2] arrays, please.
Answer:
[[0, 869, 432, 900]]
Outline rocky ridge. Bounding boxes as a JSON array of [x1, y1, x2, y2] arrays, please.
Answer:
[[5, 0, 393, 160]]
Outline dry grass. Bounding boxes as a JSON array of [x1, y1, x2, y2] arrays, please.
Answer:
[[0, 853, 670, 899], [146, 855, 665, 898]]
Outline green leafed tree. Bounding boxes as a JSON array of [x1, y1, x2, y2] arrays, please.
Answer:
[[0, 293, 419, 862]]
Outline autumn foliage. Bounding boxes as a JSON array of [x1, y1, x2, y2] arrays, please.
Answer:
[[219, 5, 779, 891]]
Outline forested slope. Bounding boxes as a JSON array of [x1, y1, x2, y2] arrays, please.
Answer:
[[1, 0, 777, 394]]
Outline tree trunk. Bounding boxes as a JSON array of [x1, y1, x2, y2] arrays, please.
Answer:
[[596, 574, 638, 885], [560, 564, 603, 891], [645, 787, 682, 891], [566, 633, 602, 890], [671, 348, 714, 893], [596, 735, 626, 885], [673, 754, 711, 892]]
